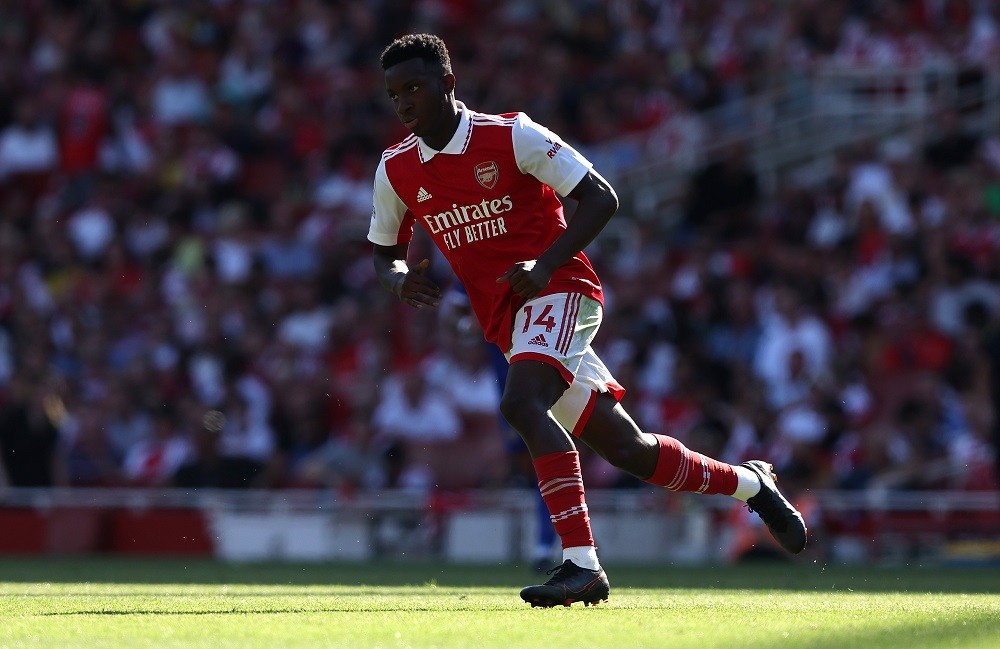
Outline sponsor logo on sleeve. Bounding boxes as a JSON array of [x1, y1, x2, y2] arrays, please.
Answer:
[[544, 138, 563, 159]]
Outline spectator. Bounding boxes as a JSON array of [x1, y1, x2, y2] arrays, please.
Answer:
[[845, 139, 918, 236], [215, 392, 277, 487], [258, 202, 320, 281], [704, 279, 762, 371], [173, 408, 227, 489], [867, 391, 966, 492], [371, 369, 461, 490], [284, 410, 376, 492], [275, 282, 335, 353], [210, 203, 257, 285], [102, 384, 152, 461], [754, 280, 833, 408], [57, 64, 109, 179], [151, 51, 212, 127], [929, 252, 999, 337], [0, 377, 68, 488], [63, 402, 123, 487], [0, 96, 58, 189], [217, 31, 274, 108], [65, 181, 116, 261], [422, 336, 501, 433], [121, 405, 191, 487], [182, 125, 241, 196]]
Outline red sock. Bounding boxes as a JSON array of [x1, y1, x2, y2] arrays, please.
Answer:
[[645, 434, 738, 495], [533, 450, 595, 549]]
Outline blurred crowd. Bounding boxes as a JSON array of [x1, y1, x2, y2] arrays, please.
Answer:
[[0, 0, 998, 499]]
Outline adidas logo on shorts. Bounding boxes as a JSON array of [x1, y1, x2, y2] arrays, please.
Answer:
[[417, 187, 433, 202], [527, 334, 549, 347]]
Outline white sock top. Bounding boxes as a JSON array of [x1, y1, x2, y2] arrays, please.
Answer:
[[563, 545, 600, 571], [731, 465, 762, 501]]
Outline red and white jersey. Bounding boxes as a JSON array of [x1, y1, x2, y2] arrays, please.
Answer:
[[369, 101, 603, 352]]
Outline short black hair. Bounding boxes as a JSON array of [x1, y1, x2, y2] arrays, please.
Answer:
[[380, 33, 452, 73]]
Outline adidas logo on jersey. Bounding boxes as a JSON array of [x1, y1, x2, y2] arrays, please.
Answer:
[[527, 334, 549, 347], [417, 187, 433, 202]]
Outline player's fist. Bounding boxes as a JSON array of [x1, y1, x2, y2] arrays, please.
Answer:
[[395, 259, 442, 308], [497, 259, 554, 300]]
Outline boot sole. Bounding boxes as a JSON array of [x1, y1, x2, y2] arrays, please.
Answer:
[[524, 595, 608, 608]]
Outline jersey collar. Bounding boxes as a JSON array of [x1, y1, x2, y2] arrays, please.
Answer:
[[416, 101, 472, 163]]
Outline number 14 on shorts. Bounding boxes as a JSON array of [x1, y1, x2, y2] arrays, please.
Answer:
[[512, 293, 589, 357], [522, 304, 556, 333]]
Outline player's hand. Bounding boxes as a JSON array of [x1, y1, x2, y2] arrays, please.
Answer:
[[393, 259, 441, 309], [496, 259, 554, 300]]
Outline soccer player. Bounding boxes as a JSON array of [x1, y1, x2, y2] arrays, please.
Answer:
[[369, 34, 807, 608]]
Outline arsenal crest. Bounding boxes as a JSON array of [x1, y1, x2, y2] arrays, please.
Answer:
[[474, 161, 499, 189]]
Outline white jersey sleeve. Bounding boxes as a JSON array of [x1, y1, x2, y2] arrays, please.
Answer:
[[512, 113, 592, 197], [368, 155, 411, 246]]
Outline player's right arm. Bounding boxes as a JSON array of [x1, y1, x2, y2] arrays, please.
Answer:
[[369, 155, 441, 308], [372, 244, 441, 309]]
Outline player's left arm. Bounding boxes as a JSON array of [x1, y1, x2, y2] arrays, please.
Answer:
[[541, 169, 619, 270], [497, 171, 618, 299], [498, 114, 618, 299]]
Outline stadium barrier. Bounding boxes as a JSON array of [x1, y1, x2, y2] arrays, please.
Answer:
[[0, 488, 996, 564]]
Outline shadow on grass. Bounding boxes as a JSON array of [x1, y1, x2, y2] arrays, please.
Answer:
[[1, 558, 999, 593], [778, 613, 1000, 649]]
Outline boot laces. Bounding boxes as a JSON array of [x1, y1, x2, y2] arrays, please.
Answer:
[[543, 561, 576, 585], [747, 493, 787, 530]]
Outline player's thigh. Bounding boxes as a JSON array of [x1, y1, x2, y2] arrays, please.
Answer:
[[548, 343, 626, 435], [576, 392, 657, 476], [501, 358, 568, 414], [577, 391, 646, 448]]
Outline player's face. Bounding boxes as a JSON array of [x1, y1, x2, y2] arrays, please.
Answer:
[[384, 58, 453, 141]]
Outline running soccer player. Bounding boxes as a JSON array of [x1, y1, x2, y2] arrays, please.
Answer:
[[369, 34, 807, 608]]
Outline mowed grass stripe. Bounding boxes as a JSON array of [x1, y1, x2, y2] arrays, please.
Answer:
[[2, 595, 998, 649], [1, 560, 999, 649]]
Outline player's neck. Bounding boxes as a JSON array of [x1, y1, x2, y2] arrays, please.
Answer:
[[421, 100, 462, 151]]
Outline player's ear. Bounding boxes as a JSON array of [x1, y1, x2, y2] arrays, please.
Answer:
[[443, 72, 456, 96]]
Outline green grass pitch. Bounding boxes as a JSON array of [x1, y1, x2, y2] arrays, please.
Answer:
[[1, 558, 998, 649]]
